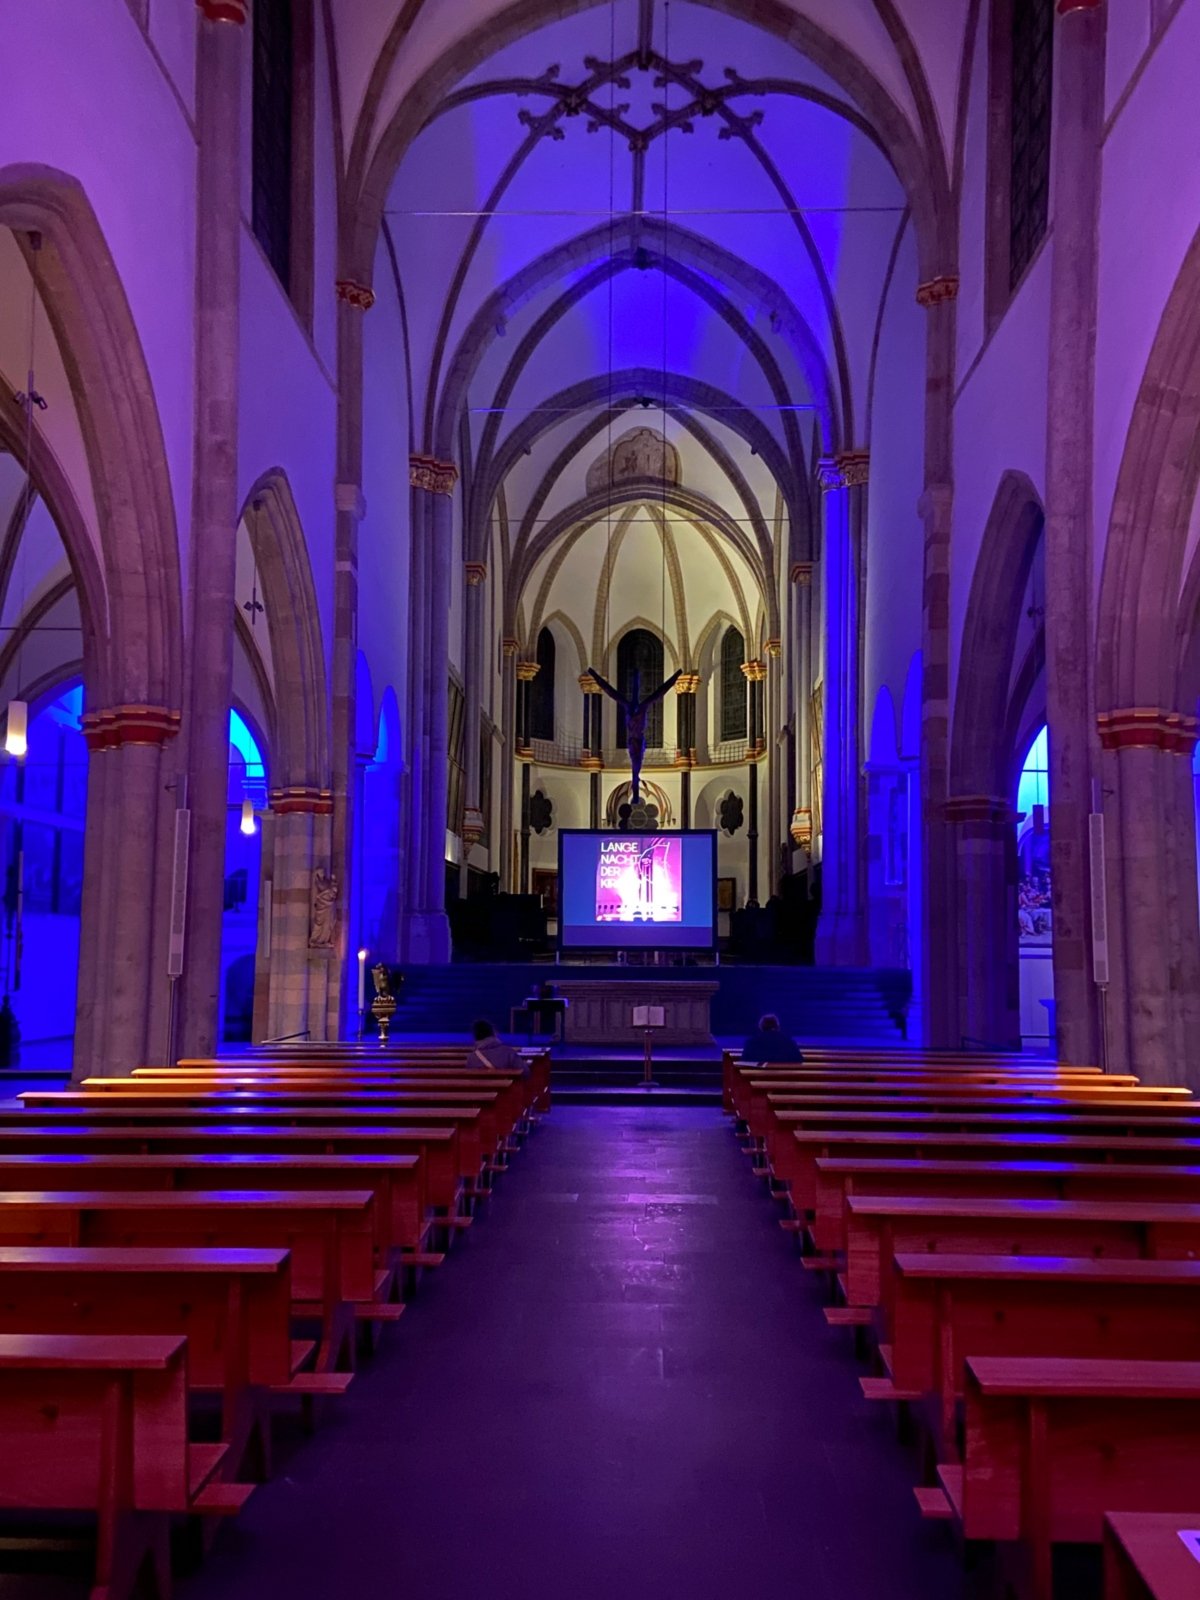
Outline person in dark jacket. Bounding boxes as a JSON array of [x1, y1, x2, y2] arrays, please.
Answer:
[[740, 1013, 803, 1064], [469, 1018, 528, 1075]]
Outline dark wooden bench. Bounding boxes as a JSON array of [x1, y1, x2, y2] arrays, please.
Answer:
[[812, 1156, 1200, 1255], [0, 1244, 342, 1477], [0, 1331, 251, 1600], [0, 1122, 465, 1218], [929, 1357, 1200, 1600], [841, 1193, 1200, 1316], [0, 1149, 431, 1264], [1104, 1511, 1200, 1599], [886, 1253, 1200, 1461], [0, 1189, 383, 1371], [784, 1129, 1200, 1212]]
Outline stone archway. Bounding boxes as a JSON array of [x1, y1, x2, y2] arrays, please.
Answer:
[[239, 472, 335, 1043], [0, 164, 184, 1077], [1094, 222, 1200, 1083], [947, 471, 1045, 1051]]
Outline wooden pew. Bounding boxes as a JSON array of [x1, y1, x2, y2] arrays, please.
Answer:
[[0, 1332, 251, 1600], [1103, 1512, 1200, 1599], [0, 1244, 332, 1477], [5, 1106, 487, 1203], [0, 1123, 465, 1217], [756, 1091, 1192, 1164], [812, 1156, 1200, 1255], [725, 1059, 1115, 1121], [45, 1088, 515, 1180], [841, 1193, 1200, 1315], [64, 1083, 523, 1171], [0, 1149, 430, 1264], [783, 1128, 1200, 1212], [0, 1189, 381, 1371], [935, 1357, 1200, 1600], [888, 1253, 1200, 1463]]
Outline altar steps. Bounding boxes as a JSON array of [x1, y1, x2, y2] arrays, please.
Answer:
[[392, 963, 910, 1043]]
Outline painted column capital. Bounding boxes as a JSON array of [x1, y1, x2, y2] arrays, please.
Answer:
[[579, 672, 602, 693], [195, 0, 247, 21], [515, 660, 541, 682], [83, 706, 181, 751], [790, 561, 814, 586], [915, 275, 960, 307], [740, 660, 767, 682], [501, 637, 520, 658], [1096, 708, 1199, 754], [269, 786, 335, 816], [673, 673, 701, 694], [764, 637, 782, 659], [817, 451, 869, 491], [790, 807, 813, 849], [464, 561, 488, 586], [462, 807, 485, 846], [335, 279, 375, 311], [409, 454, 459, 496]]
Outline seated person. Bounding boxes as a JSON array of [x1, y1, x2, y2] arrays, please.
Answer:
[[740, 1012, 803, 1064], [469, 1018, 528, 1075]]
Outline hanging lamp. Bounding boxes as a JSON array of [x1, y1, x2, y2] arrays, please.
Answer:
[[240, 797, 257, 836], [7, 234, 44, 763]]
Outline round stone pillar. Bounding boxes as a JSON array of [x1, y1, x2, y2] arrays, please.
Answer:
[[176, 0, 245, 1058]]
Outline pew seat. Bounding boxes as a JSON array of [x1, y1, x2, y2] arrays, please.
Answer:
[[1104, 1511, 1200, 1599], [0, 1332, 252, 1600]]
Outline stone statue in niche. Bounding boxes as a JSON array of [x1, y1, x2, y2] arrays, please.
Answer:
[[309, 869, 339, 948]]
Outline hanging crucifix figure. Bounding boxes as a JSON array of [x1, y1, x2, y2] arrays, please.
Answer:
[[587, 665, 681, 802]]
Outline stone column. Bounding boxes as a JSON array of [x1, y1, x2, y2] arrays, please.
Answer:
[[261, 785, 334, 1041], [499, 638, 518, 887], [815, 454, 867, 964], [580, 671, 603, 829], [742, 661, 765, 904], [76, 708, 181, 1077], [915, 267, 959, 1046], [515, 660, 538, 894], [175, 0, 244, 1057], [403, 454, 458, 962], [789, 561, 814, 860], [1098, 709, 1200, 1084], [674, 673, 699, 828], [765, 638, 782, 895], [945, 794, 1020, 1048], [460, 561, 488, 891], [1042, 0, 1106, 1065]]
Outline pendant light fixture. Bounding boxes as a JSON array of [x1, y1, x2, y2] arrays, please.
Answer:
[[240, 797, 257, 835]]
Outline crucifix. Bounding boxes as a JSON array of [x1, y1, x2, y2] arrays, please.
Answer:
[[587, 666, 681, 802]]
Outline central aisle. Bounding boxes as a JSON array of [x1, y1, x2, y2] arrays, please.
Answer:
[[185, 1108, 961, 1600]]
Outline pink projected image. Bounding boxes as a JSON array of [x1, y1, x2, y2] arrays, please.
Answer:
[[595, 836, 682, 924]]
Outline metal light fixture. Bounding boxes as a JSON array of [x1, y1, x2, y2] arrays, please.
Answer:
[[239, 797, 257, 836], [4, 701, 27, 760]]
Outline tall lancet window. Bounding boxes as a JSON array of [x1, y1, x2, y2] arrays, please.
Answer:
[[616, 629, 665, 749], [529, 627, 556, 742], [1009, 0, 1054, 288], [252, 0, 294, 287], [252, 0, 313, 319], [720, 627, 747, 741]]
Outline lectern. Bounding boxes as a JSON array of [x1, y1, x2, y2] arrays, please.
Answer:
[[632, 1004, 665, 1089]]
